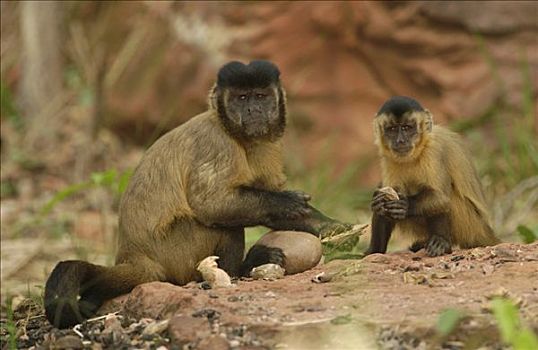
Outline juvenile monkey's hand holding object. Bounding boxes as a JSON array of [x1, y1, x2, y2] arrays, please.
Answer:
[[371, 187, 408, 221]]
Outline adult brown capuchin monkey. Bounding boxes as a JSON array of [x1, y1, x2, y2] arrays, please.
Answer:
[[44, 60, 350, 328], [366, 96, 499, 257]]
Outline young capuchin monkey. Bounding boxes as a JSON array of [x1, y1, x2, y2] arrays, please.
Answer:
[[44, 60, 349, 328], [366, 96, 499, 257]]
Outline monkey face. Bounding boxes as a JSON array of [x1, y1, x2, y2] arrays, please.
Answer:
[[375, 110, 432, 160], [214, 60, 287, 142], [217, 85, 285, 141], [382, 116, 419, 156]]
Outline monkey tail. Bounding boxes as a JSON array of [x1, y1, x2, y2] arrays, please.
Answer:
[[44, 260, 150, 328]]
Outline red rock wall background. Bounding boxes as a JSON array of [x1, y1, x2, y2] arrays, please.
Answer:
[[2, 1, 537, 184]]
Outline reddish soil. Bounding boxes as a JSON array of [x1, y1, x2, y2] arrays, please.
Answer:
[[4, 242, 537, 349]]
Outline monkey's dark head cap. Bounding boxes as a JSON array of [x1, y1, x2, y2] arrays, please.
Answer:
[[377, 96, 424, 118], [217, 60, 280, 89]]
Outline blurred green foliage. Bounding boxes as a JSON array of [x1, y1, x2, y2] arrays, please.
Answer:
[[1, 301, 17, 350], [436, 308, 464, 337], [462, 36, 538, 189], [491, 298, 538, 350], [41, 169, 132, 215], [517, 225, 537, 244], [0, 80, 23, 131]]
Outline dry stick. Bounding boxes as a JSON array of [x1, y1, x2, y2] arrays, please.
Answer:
[[72, 311, 122, 338], [320, 224, 369, 245]]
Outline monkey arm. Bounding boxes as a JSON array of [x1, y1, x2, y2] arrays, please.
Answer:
[[263, 204, 353, 237], [189, 185, 312, 229], [365, 213, 396, 254]]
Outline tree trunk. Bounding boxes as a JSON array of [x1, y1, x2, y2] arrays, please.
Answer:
[[19, 0, 64, 153]]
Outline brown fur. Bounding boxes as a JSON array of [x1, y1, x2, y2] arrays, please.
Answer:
[[45, 65, 348, 328], [375, 112, 499, 249], [117, 108, 286, 284]]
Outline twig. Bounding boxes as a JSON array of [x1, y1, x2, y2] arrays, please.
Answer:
[[86, 311, 121, 323], [281, 316, 336, 327], [321, 224, 369, 244], [73, 324, 83, 338], [28, 314, 46, 320]]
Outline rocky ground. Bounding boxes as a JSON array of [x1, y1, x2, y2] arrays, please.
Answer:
[[2, 242, 537, 349]]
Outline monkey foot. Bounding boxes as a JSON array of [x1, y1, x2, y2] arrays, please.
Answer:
[[409, 241, 426, 253], [240, 245, 285, 276], [425, 236, 452, 256]]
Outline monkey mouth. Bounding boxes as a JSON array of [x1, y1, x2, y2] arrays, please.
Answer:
[[242, 124, 272, 139], [392, 146, 412, 155]]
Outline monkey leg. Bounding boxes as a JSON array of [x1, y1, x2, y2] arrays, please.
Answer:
[[365, 213, 395, 255], [214, 228, 245, 277], [44, 260, 160, 328], [424, 213, 452, 256]]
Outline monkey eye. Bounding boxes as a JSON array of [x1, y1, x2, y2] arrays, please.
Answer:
[[238, 94, 247, 100], [255, 93, 266, 99], [387, 126, 398, 133], [402, 124, 416, 132]]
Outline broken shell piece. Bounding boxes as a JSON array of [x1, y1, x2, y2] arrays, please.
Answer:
[[250, 263, 285, 280], [379, 186, 399, 201], [197, 256, 233, 288], [311, 272, 333, 283]]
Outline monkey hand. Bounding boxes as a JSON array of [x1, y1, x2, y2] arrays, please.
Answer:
[[278, 190, 312, 220], [372, 191, 408, 220]]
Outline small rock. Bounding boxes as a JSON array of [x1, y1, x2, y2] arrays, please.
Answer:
[[103, 314, 122, 330], [482, 264, 495, 276], [53, 335, 84, 349], [362, 253, 391, 264], [264, 291, 277, 298], [250, 264, 285, 280], [403, 262, 422, 272], [142, 319, 169, 336], [431, 272, 455, 279], [192, 308, 221, 321], [168, 315, 211, 343], [198, 335, 230, 350], [402, 272, 428, 285]]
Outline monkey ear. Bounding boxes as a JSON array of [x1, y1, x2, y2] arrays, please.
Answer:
[[423, 110, 433, 132], [373, 117, 384, 146], [208, 84, 219, 110]]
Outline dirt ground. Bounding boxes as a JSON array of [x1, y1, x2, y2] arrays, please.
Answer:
[[2, 242, 537, 350]]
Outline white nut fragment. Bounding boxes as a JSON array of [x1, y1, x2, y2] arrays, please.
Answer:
[[311, 272, 333, 283], [197, 256, 233, 288], [378, 186, 399, 201], [250, 263, 285, 280]]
